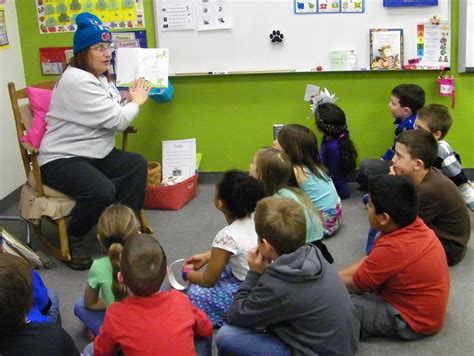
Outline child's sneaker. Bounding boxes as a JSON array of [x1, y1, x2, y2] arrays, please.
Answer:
[[362, 193, 369, 206]]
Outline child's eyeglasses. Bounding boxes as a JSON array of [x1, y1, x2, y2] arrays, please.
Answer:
[[90, 43, 116, 53]]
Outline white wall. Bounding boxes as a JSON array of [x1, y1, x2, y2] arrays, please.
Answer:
[[458, 0, 474, 72], [0, 0, 26, 199]]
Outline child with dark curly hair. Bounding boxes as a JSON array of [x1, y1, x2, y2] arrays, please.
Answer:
[[184, 170, 266, 327]]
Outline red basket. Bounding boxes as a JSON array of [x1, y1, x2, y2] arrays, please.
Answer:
[[144, 174, 198, 210]]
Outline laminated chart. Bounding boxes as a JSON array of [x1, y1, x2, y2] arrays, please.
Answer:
[[294, 0, 364, 14], [36, 0, 145, 34]]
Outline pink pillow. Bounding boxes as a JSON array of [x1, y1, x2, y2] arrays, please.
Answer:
[[20, 87, 52, 148]]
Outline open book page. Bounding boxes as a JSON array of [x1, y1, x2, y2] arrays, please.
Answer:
[[162, 138, 196, 180], [0, 228, 43, 268], [116, 48, 169, 88]]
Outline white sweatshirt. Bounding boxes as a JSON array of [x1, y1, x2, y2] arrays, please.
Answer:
[[39, 66, 139, 166]]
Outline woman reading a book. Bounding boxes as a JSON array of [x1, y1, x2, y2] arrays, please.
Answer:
[[38, 12, 150, 270]]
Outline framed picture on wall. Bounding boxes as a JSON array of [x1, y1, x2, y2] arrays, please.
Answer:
[[370, 28, 403, 70]]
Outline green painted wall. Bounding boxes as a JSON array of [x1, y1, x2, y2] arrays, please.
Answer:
[[16, 1, 473, 171]]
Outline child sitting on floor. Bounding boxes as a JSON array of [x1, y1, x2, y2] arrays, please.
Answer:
[[216, 196, 359, 355], [392, 129, 470, 265], [184, 170, 265, 327], [357, 84, 425, 190], [28, 270, 61, 324], [74, 204, 140, 336], [89, 234, 213, 356], [249, 147, 333, 263], [415, 103, 474, 211], [0, 254, 79, 355], [339, 175, 450, 340], [275, 124, 342, 236], [314, 103, 358, 199]]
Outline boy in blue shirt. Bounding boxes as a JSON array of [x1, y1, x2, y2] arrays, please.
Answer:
[[357, 84, 425, 190], [0, 254, 79, 355]]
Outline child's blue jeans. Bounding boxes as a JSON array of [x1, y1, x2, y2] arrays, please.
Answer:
[[83, 337, 212, 355], [366, 228, 380, 255], [74, 297, 105, 336], [216, 324, 291, 356]]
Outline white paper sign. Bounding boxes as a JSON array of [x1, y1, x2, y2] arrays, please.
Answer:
[[159, 0, 195, 31], [197, 0, 232, 31], [304, 84, 320, 102], [162, 138, 197, 180]]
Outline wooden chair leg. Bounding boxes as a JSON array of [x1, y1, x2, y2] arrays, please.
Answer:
[[33, 217, 71, 261], [139, 209, 153, 234], [57, 218, 71, 260]]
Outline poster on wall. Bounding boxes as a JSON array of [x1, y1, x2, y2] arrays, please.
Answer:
[[0, 6, 9, 49], [416, 20, 450, 67], [158, 0, 195, 31], [39, 47, 72, 75], [294, 0, 364, 14], [36, 0, 145, 34], [370, 28, 403, 70], [196, 0, 232, 31]]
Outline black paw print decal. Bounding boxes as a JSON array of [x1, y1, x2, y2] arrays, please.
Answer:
[[270, 30, 284, 44]]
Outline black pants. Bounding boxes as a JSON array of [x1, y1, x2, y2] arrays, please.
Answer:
[[41, 149, 147, 237]]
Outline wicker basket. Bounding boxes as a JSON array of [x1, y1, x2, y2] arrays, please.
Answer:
[[144, 174, 198, 210], [147, 162, 162, 187]]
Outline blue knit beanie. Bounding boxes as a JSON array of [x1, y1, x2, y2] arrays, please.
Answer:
[[73, 12, 111, 55]]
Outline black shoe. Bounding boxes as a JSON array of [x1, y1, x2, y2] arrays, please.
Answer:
[[68, 237, 92, 270]]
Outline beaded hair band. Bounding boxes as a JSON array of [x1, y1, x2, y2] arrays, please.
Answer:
[[316, 117, 347, 136]]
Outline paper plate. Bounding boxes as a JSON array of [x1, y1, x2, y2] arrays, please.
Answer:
[[167, 258, 189, 291]]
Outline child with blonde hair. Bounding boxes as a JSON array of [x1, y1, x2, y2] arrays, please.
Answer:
[[88, 235, 213, 356], [184, 170, 266, 327], [74, 204, 139, 336], [249, 147, 333, 262], [275, 124, 342, 236]]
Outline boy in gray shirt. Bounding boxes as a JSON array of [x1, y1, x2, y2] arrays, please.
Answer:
[[216, 196, 359, 356]]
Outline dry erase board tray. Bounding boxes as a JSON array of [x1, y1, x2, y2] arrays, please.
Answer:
[[154, 0, 451, 76], [168, 67, 451, 77]]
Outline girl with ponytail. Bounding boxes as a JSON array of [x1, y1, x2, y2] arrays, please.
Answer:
[[315, 103, 358, 199], [74, 204, 139, 337]]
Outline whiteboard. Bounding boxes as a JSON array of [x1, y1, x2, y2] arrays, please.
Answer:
[[154, 0, 450, 75], [458, 0, 474, 72]]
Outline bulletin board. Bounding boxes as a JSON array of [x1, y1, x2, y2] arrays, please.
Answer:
[[35, 0, 145, 33], [458, 0, 474, 72], [154, 0, 451, 75]]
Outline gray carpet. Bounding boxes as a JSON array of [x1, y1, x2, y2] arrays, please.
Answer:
[[1, 183, 473, 355]]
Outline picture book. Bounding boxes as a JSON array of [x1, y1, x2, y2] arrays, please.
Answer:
[[370, 28, 403, 70], [116, 48, 169, 88]]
